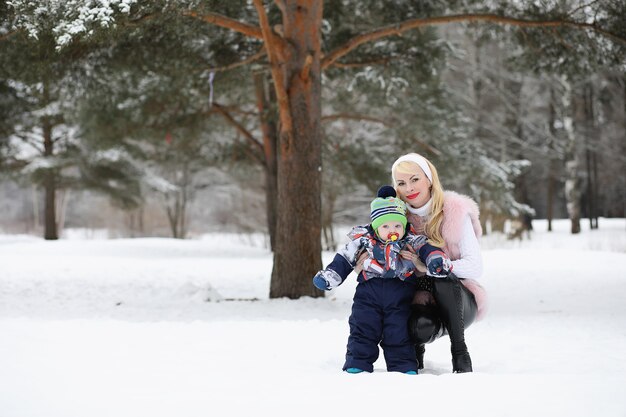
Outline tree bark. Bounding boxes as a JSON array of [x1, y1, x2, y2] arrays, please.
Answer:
[[321, 188, 336, 251], [562, 77, 581, 234], [254, 0, 324, 299], [546, 162, 555, 232], [622, 74, 626, 221], [584, 82, 598, 229], [56, 189, 71, 234], [166, 196, 180, 238], [180, 166, 189, 238], [43, 174, 57, 239], [254, 71, 278, 251], [32, 186, 40, 232], [42, 112, 58, 240], [547, 84, 557, 232]]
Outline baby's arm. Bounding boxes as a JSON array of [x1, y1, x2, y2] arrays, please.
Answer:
[[407, 235, 453, 278], [313, 236, 365, 291]]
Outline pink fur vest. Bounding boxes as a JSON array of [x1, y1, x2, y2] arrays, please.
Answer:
[[406, 191, 488, 320]]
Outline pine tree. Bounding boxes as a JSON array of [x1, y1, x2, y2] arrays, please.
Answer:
[[2, 0, 624, 296]]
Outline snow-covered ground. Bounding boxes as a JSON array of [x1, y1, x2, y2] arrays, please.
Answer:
[[1, 218, 625, 417]]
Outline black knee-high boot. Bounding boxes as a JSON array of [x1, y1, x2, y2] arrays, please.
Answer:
[[432, 274, 477, 373], [408, 303, 444, 369]]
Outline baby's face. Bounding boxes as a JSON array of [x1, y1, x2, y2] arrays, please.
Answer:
[[376, 221, 405, 242]]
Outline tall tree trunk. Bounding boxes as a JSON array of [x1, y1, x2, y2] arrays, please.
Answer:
[[32, 185, 40, 232], [471, 38, 491, 234], [546, 165, 555, 232], [42, 115, 58, 240], [56, 189, 71, 234], [259, 0, 324, 299], [584, 82, 597, 229], [321, 189, 336, 251], [166, 190, 182, 238], [178, 186, 189, 239], [43, 174, 57, 239], [591, 150, 598, 228], [585, 146, 594, 229], [165, 162, 191, 239], [622, 74, 626, 221], [180, 168, 189, 239], [547, 85, 557, 232], [166, 203, 178, 238], [254, 71, 278, 251], [562, 77, 581, 234], [512, 79, 533, 226]]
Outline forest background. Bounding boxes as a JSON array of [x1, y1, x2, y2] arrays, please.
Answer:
[[1, 1, 625, 299]]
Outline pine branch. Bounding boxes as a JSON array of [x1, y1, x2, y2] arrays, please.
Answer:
[[208, 105, 258, 118], [17, 133, 45, 155], [0, 29, 20, 42], [567, 0, 604, 18], [320, 113, 441, 156], [212, 103, 265, 165], [409, 137, 442, 157], [321, 113, 393, 126], [1, 156, 28, 171], [207, 48, 267, 73], [322, 13, 626, 70], [182, 10, 263, 39], [332, 57, 396, 68], [125, 12, 158, 26]]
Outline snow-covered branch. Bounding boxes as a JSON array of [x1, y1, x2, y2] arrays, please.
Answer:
[[7, 0, 137, 49], [322, 13, 626, 70]]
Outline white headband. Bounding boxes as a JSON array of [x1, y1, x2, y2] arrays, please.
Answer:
[[391, 153, 433, 184]]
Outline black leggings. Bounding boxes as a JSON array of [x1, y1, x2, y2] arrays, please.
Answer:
[[408, 276, 477, 345]]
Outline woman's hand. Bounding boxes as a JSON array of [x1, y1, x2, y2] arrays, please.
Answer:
[[400, 245, 427, 273], [354, 251, 369, 275]]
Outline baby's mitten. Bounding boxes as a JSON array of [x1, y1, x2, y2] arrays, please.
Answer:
[[313, 272, 332, 291], [425, 250, 453, 278]]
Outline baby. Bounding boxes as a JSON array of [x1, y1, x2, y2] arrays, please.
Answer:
[[313, 185, 452, 374]]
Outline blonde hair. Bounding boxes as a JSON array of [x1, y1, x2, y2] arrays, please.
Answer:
[[393, 157, 446, 248]]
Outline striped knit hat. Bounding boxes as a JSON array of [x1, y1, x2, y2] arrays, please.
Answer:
[[370, 185, 407, 231]]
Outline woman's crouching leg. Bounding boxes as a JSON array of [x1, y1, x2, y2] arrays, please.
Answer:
[[408, 299, 444, 369], [432, 274, 478, 373]]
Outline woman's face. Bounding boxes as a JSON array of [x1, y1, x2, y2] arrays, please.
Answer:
[[394, 165, 431, 208]]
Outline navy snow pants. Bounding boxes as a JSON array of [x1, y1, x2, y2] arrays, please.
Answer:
[[343, 278, 418, 373]]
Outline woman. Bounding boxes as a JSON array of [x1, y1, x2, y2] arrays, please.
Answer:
[[390, 152, 487, 373]]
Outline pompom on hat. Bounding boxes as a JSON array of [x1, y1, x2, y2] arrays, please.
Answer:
[[370, 185, 407, 231]]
